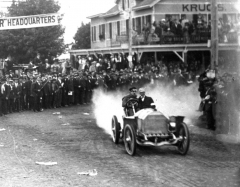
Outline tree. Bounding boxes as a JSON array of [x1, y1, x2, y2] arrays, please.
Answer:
[[0, 0, 65, 64], [72, 22, 91, 50]]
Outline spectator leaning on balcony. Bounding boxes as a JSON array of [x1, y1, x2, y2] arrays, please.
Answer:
[[142, 23, 150, 43], [181, 15, 189, 28], [153, 21, 162, 38], [170, 19, 178, 35]]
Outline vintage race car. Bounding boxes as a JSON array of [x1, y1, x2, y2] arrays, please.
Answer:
[[111, 98, 190, 156]]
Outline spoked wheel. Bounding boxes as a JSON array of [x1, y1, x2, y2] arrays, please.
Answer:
[[112, 116, 120, 144], [124, 124, 136, 156], [177, 122, 190, 155]]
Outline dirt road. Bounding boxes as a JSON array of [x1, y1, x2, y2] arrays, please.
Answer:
[[0, 105, 239, 187]]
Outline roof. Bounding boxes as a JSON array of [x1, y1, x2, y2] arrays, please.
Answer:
[[133, 0, 161, 11], [87, 13, 104, 19], [101, 5, 121, 18]]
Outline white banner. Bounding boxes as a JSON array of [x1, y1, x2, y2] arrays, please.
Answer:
[[0, 13, 61, 30]]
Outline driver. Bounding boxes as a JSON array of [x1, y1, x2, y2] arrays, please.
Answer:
[[138, 87, 156, 110], [122, 87, 138, 116]]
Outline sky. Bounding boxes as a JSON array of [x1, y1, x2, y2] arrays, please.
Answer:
[[58, 0, 115, 44], [0, 0, 115, 44]]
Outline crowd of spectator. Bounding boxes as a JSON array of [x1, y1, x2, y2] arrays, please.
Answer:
[[0, 52, 205, 118], [134, 14, 240, 44]]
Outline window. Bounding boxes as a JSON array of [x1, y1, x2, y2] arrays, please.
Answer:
[[92, 26, 97, 42], [109, 22, 112, 39], [121, 20, 126, 35], [126, 19, 129, 36], [117, 21, 120, 36], [102, 24, 105, 39], [99, 24, 105, 40], [92, 27, 94, 42], [94, 26, 96, 41], [122, 0, 125, 10], [132, 18, 135, 30], [136, 17, 141, 34], [146, 15, 152, 27]]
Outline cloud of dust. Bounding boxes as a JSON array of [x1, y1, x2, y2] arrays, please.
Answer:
[[92, 89, 127, 135], [92, 83, 201, 136]]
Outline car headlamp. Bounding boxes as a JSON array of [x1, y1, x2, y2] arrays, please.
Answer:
[[170, 122, 176, 128]]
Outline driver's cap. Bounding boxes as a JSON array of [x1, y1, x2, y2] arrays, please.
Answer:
[[139, 87, 145, 93], [129, 87, 137, 91]]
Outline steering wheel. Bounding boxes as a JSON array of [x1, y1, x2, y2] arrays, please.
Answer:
[[126, 98, 139, 108]]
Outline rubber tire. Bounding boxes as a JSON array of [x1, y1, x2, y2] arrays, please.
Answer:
[[112, 116, 120, 144], [124, 124, 136, 156], [177, 122, 190, 155]]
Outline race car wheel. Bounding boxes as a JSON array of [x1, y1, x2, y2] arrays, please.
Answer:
[[177, 122, 190, 155], [112, 116, 120, 144], [124, 124, 136, 156]]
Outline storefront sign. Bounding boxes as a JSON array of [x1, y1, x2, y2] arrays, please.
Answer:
[[182, 4, 224, 12], [155, 3, 238, 13], [0, 13, 61, 30]]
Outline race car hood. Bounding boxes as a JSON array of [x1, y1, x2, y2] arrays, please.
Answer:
[[135, 109, 164, 120]]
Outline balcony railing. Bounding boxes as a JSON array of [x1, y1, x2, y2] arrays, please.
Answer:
[[132, 31, 238, 45], [109, 31, 239, 47]]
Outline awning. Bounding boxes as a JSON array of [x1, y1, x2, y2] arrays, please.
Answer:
[[69, 43, 238, 56], [132, 0, 161, 11]]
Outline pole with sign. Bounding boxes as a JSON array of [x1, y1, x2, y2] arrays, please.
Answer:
[[211, 0, 218, 74], [128, 2, 133, 68]]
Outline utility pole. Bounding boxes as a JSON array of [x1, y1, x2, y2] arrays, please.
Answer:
[[128, 0, 133, 68], [211, 0, 218, 72]]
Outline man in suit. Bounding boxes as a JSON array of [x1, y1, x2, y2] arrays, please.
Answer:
[[67, 74, 74, 105], [56, 74, 63, 108], [47, 75, 54, 108], [62, 75, 69, 107], [20, 76, 27, 111], [8, 79, 14, 113], [73, 73, 80, 105], [138, 87, 155, 110], [33, 76, 42, 112], [51, 76, 59, 109], [13, 78, 22, 112], [122, 87, 138, 116], [26, 76, 33, 110], [1, 78, 10, 115], [79, 73, 87, 105], [203, 80, 216, 130], [0, 79, 4, 116]]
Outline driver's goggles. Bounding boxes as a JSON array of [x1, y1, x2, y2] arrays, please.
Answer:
[[131, 90, 137, 93]]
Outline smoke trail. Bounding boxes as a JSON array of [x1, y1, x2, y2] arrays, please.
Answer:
[[92, 89, 127, 135], [92, 83, 201, 135]]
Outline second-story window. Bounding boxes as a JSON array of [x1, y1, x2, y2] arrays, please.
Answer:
[[117, 21, 120, 36], [126, 19, 129, 36], [109, 22, 112, 39], [92, 26, 97, 42], [92, 27, 94, 42], [99, 24, 105, 40], [122, 0, 125, 10], [94, 26, 97, 41]]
